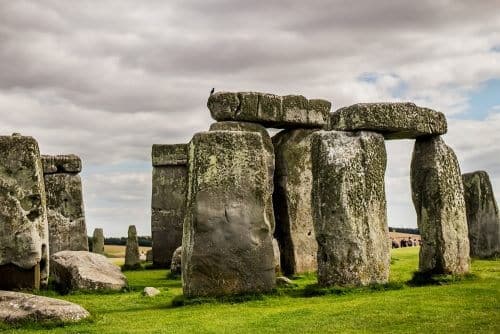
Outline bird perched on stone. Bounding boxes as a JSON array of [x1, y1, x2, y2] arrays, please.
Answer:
[[210, 88, 215, 95]]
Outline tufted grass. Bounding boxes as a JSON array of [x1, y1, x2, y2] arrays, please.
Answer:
[[2, 247, 499, 333]]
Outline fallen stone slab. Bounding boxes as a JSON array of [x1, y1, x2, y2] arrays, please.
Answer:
[[0, 290, 89, 323], [0, 134, 49, 290], [330, 102, 447, 139], [311, 130, 390, 287], [151, 144, 188, 268], [182, 131, 275, 297], [51, 251, 127, 292], [208, 92, 331, 129], [462, 171, 500, 258], [411, 136, 470, 274], [273, 129, 318, 275], [41, 154, 82, 174]]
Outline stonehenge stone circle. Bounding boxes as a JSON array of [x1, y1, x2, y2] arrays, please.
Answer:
[[208, 92, 331, 129], [411, 136, 470, 275], [0, 134, 49, 290], [272, 129, 318, 275], [51, 251, 128, 292], [311, 131, 390, 286], [124, 225, 141, 269], [462, 171, 500, 258], [42, 155, 88, 255], [330, 102, 447, 139], [182, 131, 275, 297], [92, 228, 105, 254], [151, 144, 188, 267]]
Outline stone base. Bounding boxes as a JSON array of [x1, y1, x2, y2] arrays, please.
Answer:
[[0, 263, 40, 290]]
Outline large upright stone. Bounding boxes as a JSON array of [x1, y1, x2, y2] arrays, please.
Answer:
[[208, 92, 331, 129], [92, 228, 104, 255], [209, 121, 275, 231], [124, 225, 140, 269], [462, 171, 500, 258], [330, 103, 447, 139], [0, 134, 49, 290], [311, 131, 390, 287], [42, 155, 88, 255], [151, 144, 188, 267], [182, 131, 275, 297], [411, 136, 470, 274], [272, 129, 318, 275]]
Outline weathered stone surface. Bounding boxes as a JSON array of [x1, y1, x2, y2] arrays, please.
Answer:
[[0, 134, 49, 289], [44, 172, 88, 255], [170, 246, 182, 276], [51, 251, 127, 292], [208, 92, 330, 128], [143, 287, 160, 297], [41, 154, 82, 174], [462, 171, 500, 258], [0, 290, 89, 323], [146, 249, 153, 262], [411, 136, 470, 274], [124, 225, 140, 269], [152, 144, 188, 166], [209, 121, 275, 231], [330, 103, 447, 139], [91, 228, 104, 254], [273, 129, 318, 275], [182, 131, 275, 297], [272, 238, 281, 274], [311, 131, 390, 286], [151, 144, 188, 267]]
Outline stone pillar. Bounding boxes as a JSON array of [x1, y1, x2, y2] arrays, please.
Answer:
[[41, 155, 88, 255], [311, 131, 390, 287], [411, 136, 470, 274], [151, 144, 188, 267], [0, 134, 49, 289], [92, 228, 105, 254], [124, 225, 140, 269], [272, 129, 318, 275], [182, 131, 275, 297], [462, 171, 500, 258]]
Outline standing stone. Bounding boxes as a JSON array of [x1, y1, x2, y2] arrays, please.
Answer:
[[462, 171, 500, 258], [42, 155, 88, 255], [311, 131, 390, 287], [170, 246, 182, 276], [182, 131, 275, 297], [0, 134, 49, 290], [92, 228, 104, 255], [272, 239, 281, 274], [273, 129, 318, 275], [151, 144, 188, 268], [124, 225, 140, 269], [411, 136, 470, 274], [146, 249, 153, 262]]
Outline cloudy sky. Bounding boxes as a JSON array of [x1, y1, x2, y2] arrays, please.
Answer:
[[1, 1, 499, 236]]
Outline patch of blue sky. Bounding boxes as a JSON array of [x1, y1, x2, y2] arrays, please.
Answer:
[[458, 78, 500, 120]]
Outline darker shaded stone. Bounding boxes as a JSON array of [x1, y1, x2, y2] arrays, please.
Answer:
[[0, 263, 40, 290], [41, 155, 82, 174]]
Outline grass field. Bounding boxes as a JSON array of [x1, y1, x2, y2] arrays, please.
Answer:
[[2, 247, 499, 333]]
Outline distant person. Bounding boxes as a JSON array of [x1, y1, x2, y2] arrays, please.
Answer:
[[400, 239, 407, 247], [391, 239, 399, 248], [407, 237, 413, 247]]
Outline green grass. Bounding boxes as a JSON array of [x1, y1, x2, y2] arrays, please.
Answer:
[[2, 247, 499, 333]]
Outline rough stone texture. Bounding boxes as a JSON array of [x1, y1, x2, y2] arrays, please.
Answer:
[[208, 92, 330, 129], [462, 171, 500, 258], [0, 290, 90, 323], [0, 134, 49, 289], [124, 225, 140, 269], [311, 131, 390, 287], [272, 238, 281, 274], [92, 228, 104, 254], [151, 144, 188, 268], [41, 154, 82, 174], [411, 136, 470, 274], [182, 131, 275, 297], [143, 287, 160, 297], [209, 121, 275, 231], [146, 249, 153, 262], [330, 103, 447, 139], [51, 251, 127, 292], [43, 165, 88, 255], [272, 129, 318, 275], [170, 246, 182, 276]]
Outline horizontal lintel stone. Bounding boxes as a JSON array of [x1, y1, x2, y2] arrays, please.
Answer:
[[152, 144, 188, 166]]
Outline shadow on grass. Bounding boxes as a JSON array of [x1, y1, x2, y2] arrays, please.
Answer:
[[407, 271, 477, 287], [0, 315, 95, 331]]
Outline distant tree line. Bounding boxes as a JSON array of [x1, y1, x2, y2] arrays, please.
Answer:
[[88, 236, 152, 248], [388, 227, 419, 235]]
